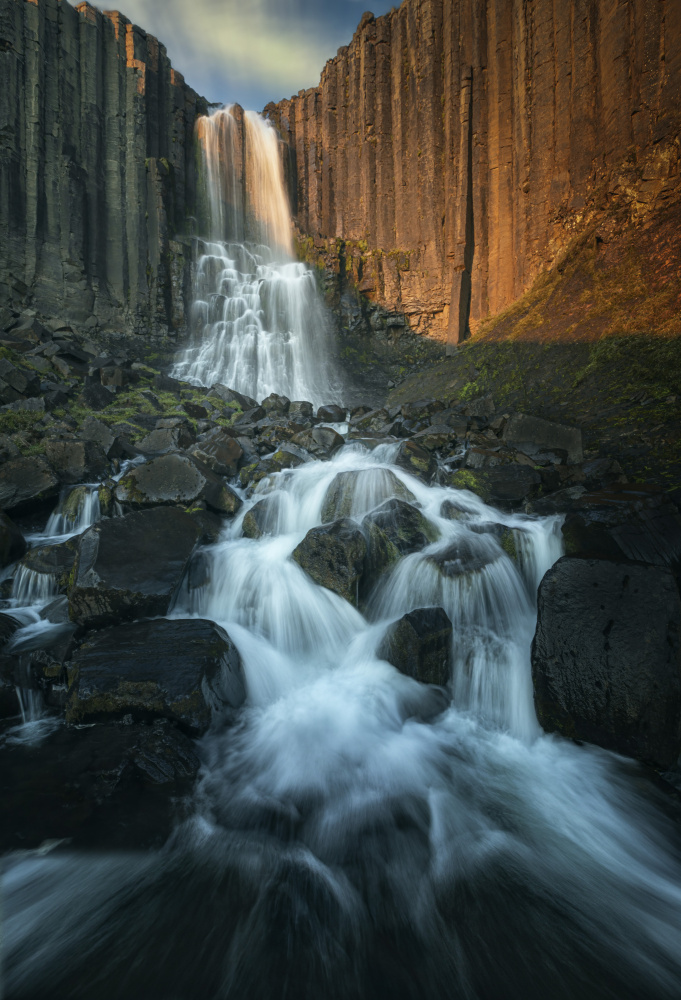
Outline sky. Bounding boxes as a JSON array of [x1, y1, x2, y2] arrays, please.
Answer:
[[115, 0, 401, 111]]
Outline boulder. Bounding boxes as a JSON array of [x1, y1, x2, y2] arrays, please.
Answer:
[[321, 469, 416, 523], [0, 433, 20, 463], [115, 453, 241, 516], [44, 439, 108, 485], [317, 404, 345, 423], [447, 465, 541, 509], [292, 519, 367, 606], [427, 535, 499, 577], [67, 618, 246, 734], [0, 510, 26, 567], [68, 507, 201, 628], [18, 536, 79, 593], [0, 456, 60, 511], [363, 498, 439, 555], [289, 400, 314, 421], [1, 719, 201, 852], [80, 382, 115, 411], [377, 607, 453, 687], [137, 423, 195, 454], [394, 440, 436, 482], [261, 393, 290, 415], [209, 383, 257, 411], [182, 399, 209, 420], [81, 416, 116, 456], [190, 429, 243, 477], [503, 413, 583, 465], [290, 426, 344, 458], [242, 499, 273, 539], [532, 557, 681, 768], [412, 426, 459, 452]]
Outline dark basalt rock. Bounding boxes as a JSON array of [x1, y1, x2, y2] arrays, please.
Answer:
[[261, 392, 290, 415], [68, 507, 201, 628], [137, 423, 196, 454], [209, 383, 258, 411], [115, 453, 242, 516], [447, 465, 542, 509], [242, 497, 282, 539], [290, 426, 345, 458], [44, 438, 108, 485], [289, 400, 314, 421], [292, 518, 367, 606], [532, 557, 681, 768], [502, 413, 583, 465], [80, 382, 116, 411], [378, 607, 453, 687], [363, 498, 439, 555], [0, 456, 60, 511], [67, 617, 246, 734], [19, 536, 79, 593], [0, 510, 26, 567], [394, 440, 436, 482], [317, 404, 345, 423], [0, 719, 201, 852], [191, 428, 244, 477], [321, 469, 416, 523], [427, 535, 499, 577]]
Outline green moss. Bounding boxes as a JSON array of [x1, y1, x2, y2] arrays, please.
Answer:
[[0, 409, 44, 436]]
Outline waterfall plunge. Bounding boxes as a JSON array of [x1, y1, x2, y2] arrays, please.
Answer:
[[173, 106, 339, 406]]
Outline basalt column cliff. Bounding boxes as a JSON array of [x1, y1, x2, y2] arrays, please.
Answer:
[[0, 0, 206, 341], [265, 0, 681, 347]]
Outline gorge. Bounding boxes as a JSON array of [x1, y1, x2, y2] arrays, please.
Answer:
[[1, 1, 681, 999]]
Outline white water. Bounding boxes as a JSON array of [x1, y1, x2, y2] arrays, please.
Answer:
[[172, 107, 339, 406], [5, 443, 681, 998]]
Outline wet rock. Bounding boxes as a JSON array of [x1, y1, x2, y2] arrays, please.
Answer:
[[394, 440, 436, 482], [115, 454, 242, 516], [0, 719, 201, 852], [363, 498, 439, 555], [0, 456, 60, 511], [503, 413, 583, 465], [351, 408, 389, 433], [560, 486, 681, 579], [447, 465, 542, 509], [137, 422, 195, 454], [0, 611, 23, 647], [209, 384, 257, 411], [242, 498, 273, 539], [289, 400, 314, 421], [235, 405, 266, 425], [19, 536, 79, 593], [413, 426, 459, 452], [440, 499, 471, 520], [68, 507, 201, 628], [532, 557, 681, 768], [292, 518, 367, 606], [0, 510, 26, 567], [317, 404, 345, 422], [40, 595, 71, 624], [463, 447, 513, 470], [470, 521, 521, 561], [400, 399, 445, 421], [427, 534, 499, 577], [187, 507, 225, 545], [182, 399, 209, 420], [262, 393, 290, 415], [190, 429, 243, 477], [44, 439, 108, 485], [0, 433, 20, 463], [290, 426, 344, 458], [463, 394, 495, 419], [377, 607, 453, 687], [321, 469, 416, 523], [67, 618, 246, 734]]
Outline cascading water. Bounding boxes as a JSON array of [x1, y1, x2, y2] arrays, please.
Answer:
[[5, 443, 681, 999], [172, 106, 339, 405]]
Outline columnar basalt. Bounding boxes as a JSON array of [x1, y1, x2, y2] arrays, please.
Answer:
[[265, 0, 681, 346], [0, 0, 207, 340]]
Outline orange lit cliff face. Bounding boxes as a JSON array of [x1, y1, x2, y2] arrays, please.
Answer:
[[266, 0, 681, 346]]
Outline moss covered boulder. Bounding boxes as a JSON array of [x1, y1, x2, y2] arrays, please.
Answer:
[[363, 498, 439, 555], [0, 456, 60, 512], [321, 469, 416, 523], [292, 518, 367, 606], [446, 465, 541, 510], [115, 453, 241, 516], [66, 618, 246, 735], [377, 607, 453, 687], [393, 440, 437, 482]]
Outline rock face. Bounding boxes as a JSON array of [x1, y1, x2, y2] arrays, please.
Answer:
[[266, 0, 681, 344], [0, 0, 206, 339], [69, 507, 200, 627], [67, 618, 246, 734], [532, 557, 681, 769], [378, 608, 453, 687]]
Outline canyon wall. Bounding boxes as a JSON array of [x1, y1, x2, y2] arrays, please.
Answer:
[[0, 0, 206, 341], [266, 0, 681, 346]]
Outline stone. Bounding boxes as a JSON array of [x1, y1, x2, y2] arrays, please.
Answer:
[[67, 618, 246, 735], [532, 557, 681, 768], [209, 384, 258, 411], [241, 498, 276, 540], [137, 424, 195, 454], [44, 439, 108, 485], [393, 440, 436, 482], [289, 400, 314, 420], [463, 395, 495, 419], [235, 406, 266, 425], [321, 469, 416, 523], [81, 416, 116, 456], [80, 383, 116, 411], [377, 608, 453, 686], [115, 454, 242, 516], [0, 456, 60, 511], [290, 426, 345, 458], [1, 720, 201, 852], [412, 426, 459, 452], [68, 507, 201, 629], [447, 466, 542, 509], [19, 537, 79, 593], [191, 429, 243, 477], [0, 510, 26, 568], [0, 359, 41, 399], [261, 393, 290, 414], [427, 534, 499, 577], [0, 434, 20, 463], [292, 518, 367, 605], [502, 413, 583, 465], [363, 498, 439, 555], [317, 404, 345, 422]]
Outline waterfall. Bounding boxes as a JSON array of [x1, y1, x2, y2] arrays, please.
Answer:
[[173, 106, 339, 406]]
